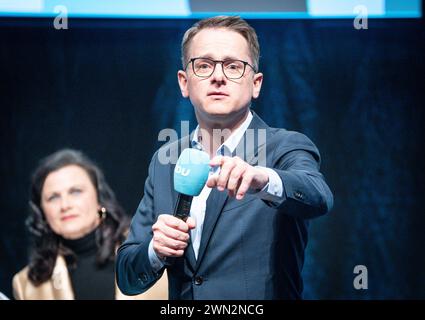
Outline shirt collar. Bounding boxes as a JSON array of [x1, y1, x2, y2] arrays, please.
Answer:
[[191, 111, 253, 157]]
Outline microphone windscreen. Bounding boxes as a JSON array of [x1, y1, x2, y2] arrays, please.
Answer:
[[174, 148, 210, 196]]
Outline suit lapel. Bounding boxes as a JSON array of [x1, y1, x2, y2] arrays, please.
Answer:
[[235, 111, 270, 165], [185, 237, 197, 271], [195, 187, 228, 271]]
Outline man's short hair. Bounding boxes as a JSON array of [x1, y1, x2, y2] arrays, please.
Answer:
[[181, 15, 260, 72]]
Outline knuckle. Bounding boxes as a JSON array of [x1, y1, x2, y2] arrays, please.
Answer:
[[176, 241, 187, 250], [244, 171, 254, 180], [217, 177, 226, 185], [158, 214, 169, 221], [230, 171, 241, 180], [178, 222, 188, 232], [169, 218, 180, 228], [178, 232, 189, 242], [152, 220, 162, 228], [152, 237, 161, 249], [173, 230, 182, 240]]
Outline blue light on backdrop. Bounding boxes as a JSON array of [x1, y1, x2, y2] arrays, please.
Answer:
[[0, 0, 421, 18]]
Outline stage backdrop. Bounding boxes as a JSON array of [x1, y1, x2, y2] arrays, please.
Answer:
[[0, 17, 424, 299]]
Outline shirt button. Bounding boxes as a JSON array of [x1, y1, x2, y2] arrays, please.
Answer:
[[194, 276, 203, 285]]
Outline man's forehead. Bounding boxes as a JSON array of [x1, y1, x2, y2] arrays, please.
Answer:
[[189, 28, 250, 59]]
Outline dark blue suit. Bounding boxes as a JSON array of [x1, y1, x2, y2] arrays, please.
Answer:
[[116, 112, 333, 299]]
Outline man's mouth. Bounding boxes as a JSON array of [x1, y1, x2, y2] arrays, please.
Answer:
[[207, 92, 229, 97]]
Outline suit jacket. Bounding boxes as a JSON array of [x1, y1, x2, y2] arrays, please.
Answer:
[[116, 112, 334, 299], [13, 255, 168, 300]]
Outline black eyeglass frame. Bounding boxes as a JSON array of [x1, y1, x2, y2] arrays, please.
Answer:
[[184, 57, 257, 80]]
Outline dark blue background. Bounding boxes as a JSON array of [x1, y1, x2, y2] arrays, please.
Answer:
[[1, 17, 424, 299]]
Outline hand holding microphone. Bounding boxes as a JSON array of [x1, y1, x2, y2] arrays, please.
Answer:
[[152, 148, 210, 259]]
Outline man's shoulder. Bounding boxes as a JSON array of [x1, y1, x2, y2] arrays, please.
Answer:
[[251, 112, 315, 147], [268, 127, 316, 147], [266, 127, 321, 162]]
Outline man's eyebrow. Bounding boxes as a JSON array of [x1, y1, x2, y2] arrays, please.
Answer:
[[197, 54, 241, 61]]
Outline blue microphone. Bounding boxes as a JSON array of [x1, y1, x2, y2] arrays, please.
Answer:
[[173, 148, 210, 222]]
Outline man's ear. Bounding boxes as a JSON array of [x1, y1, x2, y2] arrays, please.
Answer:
[[177, 70, 189, 98], [252, 72, 263, 99]]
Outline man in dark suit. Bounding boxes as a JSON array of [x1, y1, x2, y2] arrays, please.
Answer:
[[116, 16, 333, 299]]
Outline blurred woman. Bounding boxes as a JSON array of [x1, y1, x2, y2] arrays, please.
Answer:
[[13, 149, 167, 299]]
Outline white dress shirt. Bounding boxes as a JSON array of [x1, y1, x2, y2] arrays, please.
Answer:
[[148, 111, 284, 271]]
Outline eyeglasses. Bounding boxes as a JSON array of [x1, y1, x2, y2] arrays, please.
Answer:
[[185, 57, 257, 80]]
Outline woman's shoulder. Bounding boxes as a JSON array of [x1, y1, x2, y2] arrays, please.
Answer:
[[13, 265, 30, 283], [12, 265, 30, 299]]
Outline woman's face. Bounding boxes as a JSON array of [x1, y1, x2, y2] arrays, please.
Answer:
[[41, 165, 101, 240]]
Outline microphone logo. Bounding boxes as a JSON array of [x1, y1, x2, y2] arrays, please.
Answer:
[[174, 148, 209, 196], [175, 164, 190, 177]]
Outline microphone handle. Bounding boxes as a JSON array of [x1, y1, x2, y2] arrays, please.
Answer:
[[173, 193, 193, 221], [164, 194, 193, 266]]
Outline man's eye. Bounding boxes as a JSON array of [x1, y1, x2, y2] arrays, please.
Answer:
[[226, 63, 241, 70], [198, 63, 211, 69]]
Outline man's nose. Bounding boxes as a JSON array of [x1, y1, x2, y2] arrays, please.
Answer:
[[210, 63, 226, 83]]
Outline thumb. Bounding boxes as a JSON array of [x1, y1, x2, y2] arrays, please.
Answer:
[[186, 216, 196, 230]]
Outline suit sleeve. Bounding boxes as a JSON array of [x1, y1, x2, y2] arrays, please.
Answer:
[[115, 152, 165, 295], [268, 131, 334, 219]]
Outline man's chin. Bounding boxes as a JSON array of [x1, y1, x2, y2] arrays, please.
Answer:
[[195, 102, 249, 123], [202, 103, 235, 116]]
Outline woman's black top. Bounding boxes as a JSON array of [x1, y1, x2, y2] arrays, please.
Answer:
[[62, 229, 115, 300]]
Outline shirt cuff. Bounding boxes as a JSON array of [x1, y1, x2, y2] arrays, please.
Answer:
[[148, 239, 165, 272], [248, 166, 284, 203]]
